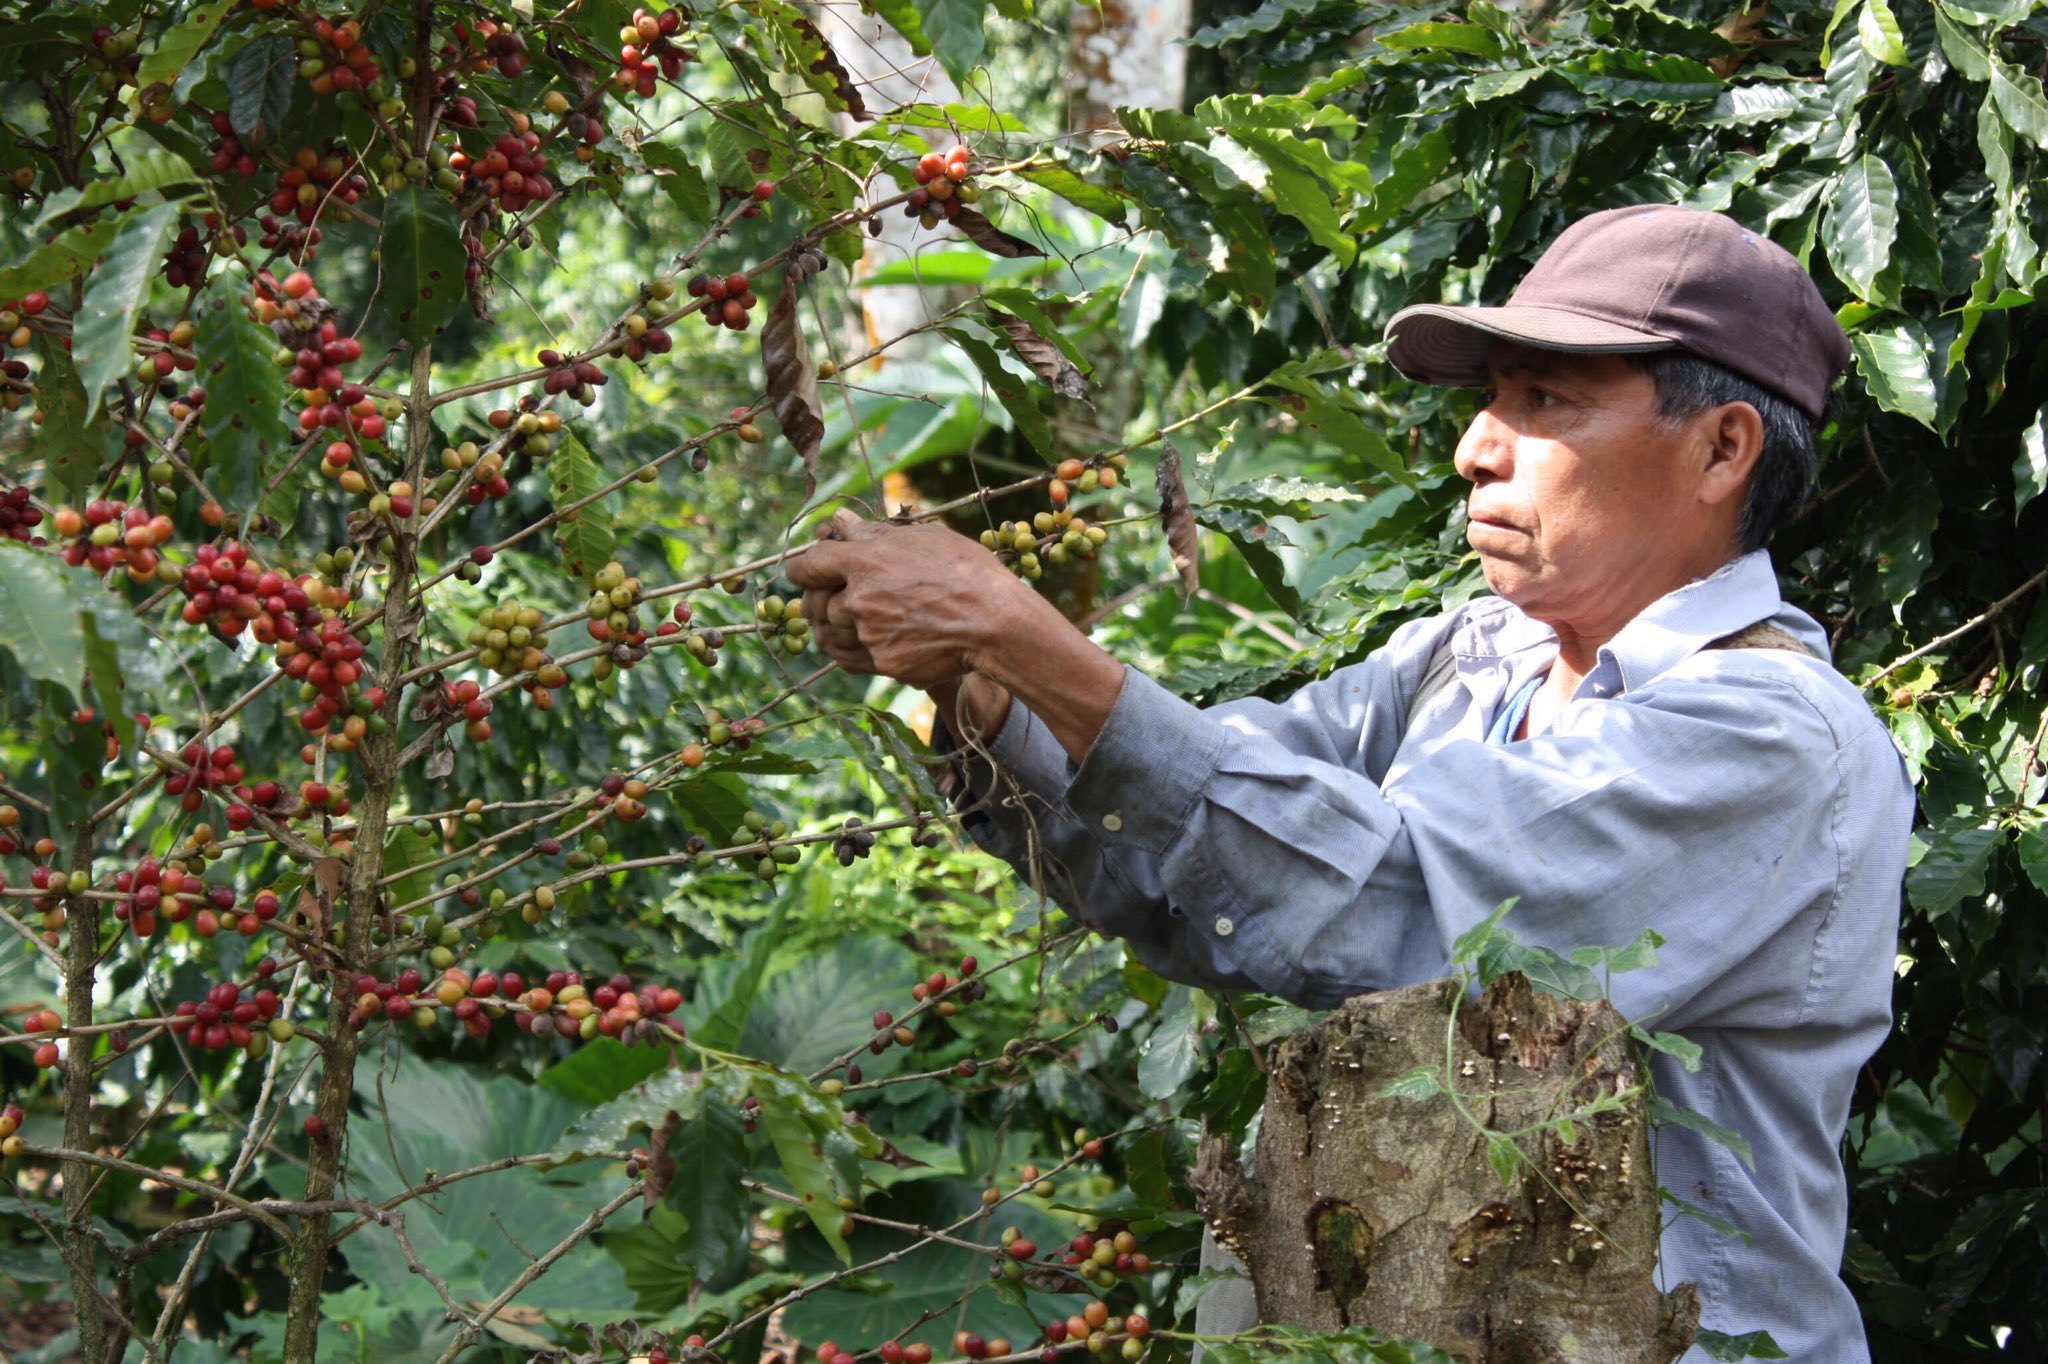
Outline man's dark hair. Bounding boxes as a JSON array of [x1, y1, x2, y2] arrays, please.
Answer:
[[1627, 351, 1821, 553]]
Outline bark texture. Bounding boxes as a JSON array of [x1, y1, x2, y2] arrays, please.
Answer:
[[1190, 974, 1698, 1364]]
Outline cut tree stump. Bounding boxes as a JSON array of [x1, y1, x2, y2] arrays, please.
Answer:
[[1189, 973, 1699, 1364]]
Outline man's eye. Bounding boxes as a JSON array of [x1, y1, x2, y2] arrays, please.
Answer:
[[1529, 387, 1559, 409]]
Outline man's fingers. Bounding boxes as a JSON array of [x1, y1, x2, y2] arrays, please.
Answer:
[[785, 540, 849, 591], [801, 588, 836, 633]]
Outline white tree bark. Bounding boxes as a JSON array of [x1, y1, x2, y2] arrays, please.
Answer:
[[1067, 0, 1191, 141]]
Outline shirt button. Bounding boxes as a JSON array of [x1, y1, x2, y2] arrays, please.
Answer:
[[1101, 812, 1123, 832], [1214, 917, 1235, 937]]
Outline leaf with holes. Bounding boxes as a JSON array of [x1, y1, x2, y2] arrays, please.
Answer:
[[380, 188, 466, 351], [549, 430, 617, 583], [72, 202, 181, 423], [950, 207, 1043, 258], [1157, 443, 1201, 601], [197, 297, 291, 505], [762, 273, 826, 494], [226, 33, 295, 147]]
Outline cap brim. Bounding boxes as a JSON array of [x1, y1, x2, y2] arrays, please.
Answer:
[[1384, 304, 1677, 387]]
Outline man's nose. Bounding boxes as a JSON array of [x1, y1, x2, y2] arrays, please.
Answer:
[[1454, 407, 1513, 484]]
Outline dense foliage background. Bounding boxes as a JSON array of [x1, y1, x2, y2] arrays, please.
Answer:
[[0, 0, 2041, 1361]]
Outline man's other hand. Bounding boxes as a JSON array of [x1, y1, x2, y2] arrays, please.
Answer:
[[788, 510, 1030, 690]]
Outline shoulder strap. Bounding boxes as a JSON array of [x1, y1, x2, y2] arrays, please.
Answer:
[[1404, 634, 1460, 733], [1703, 621, 1822, 658]]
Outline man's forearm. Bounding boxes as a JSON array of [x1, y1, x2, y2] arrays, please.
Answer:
[[927, 674, 1014, 752], [963, 587, 1127, 762]]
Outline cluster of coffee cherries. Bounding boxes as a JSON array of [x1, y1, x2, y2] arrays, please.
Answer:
[[585, 560, 649, 646], [133, 319, 198, 384], [832, 817, 879, 867], [495, 969, 686, 1044], [267, 146, 371, 229], [51, 501, 176, 583], [0, 485, 42, 541], [452, 14, 530, 78], [450, 120, 557, 213], [904, 144, 981, 231], [175, 540, 285, 638], [671, 611, 731, 672], [436, 438, 514, 508], [734, 808, 803, 882], [1039, 1301, 1152, 1362], [615, 6, 692, 97], [292, 16, 385, 96], [618, 309, 676, 362], [468, 598, 555, 681], [0, 802, 29, 856], [687, 270, 759, 332], [271, 585, 380, 759], [543, 97, 612, 163], [162, 220, 231, 291], [538, 347, 610, 400], [816, 1342, 933, 1364], [677, 706, 761, 767], [162, 741, 246, 813], [754, 594, 812, 655], [1, 1104, 25, 1158], [3, 289, 47, 348], [21, 1009, 63, 1068], [485, 402, 565, 459], [204, 112, 262, 178], [170, 978, 289, 1053], [253, 271, 375, 443]]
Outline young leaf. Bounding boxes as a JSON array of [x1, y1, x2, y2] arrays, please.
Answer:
[[1485, 1135, 1522, 1187], [761, 256, 828, 494], [1661, 1189, 1753, 1242], [379, 187, 466, 351], [1448, 897, 1520, 967], [1632, 1026, 1705, 1073], [1378, 1064, 1446, 1101], [950, 207, 1044, 258], [1693, 1329, 1788, 1361], [1157, 442, 1201, 602], [549, 431, 617, 583], [72, 202, 182, 423], [1648, 1095, 1755, 1170]]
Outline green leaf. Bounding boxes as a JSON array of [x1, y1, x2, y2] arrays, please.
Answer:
[[1485, 1135, 1522, 1186], [1188, 0, 1343, 48], [2016, 406, 2048, 518], [1693, 1329, 1789, 1361], [72, 202, 181, 423], [35, 152, 201, 231], [911, 0, 985, 84], [1137, 986, 1203, 1100], [2017, 823, 2048, 898], [640, 142, 712, 227], [738, 935, 916, 1074], [1906, 819, 1999, 916], [379, 187, 466, 352], [0, 545, 88, 697], [381, 822, 438, 924], [1233, 129, 1356, 267], [1856, 0, 1908, 66], [753, 1081, 852, 1260], [1378, 1064, 1446, 1101], [558, 1066, 702, 1150], [696, 904, 791, 1052], [1016, 159, 1129, 226], [549, 431, 618, 584], [79, 593, 142, 756], [225, 33, 296, 148], [1123, 1127, 1178, 1211], [31, 335, 105, 509], [1559, 49, 1723, 106], [667, 1099, 753, 1278], [1569, 927, 1665, 976], [1648, 1095, 1755, 1170], [941, 328, 1055, 458], [1449, 898, 1520, 966], [1989, 53, 2048, 150], [865, 0, 932, 55], [1379, 21, 1504, 59], [1824, 156, 1899, 300], [1662, 1189, 1752, 1242], [1868, 461, 1938, 606], [1851, 327, 1938, 429], [197, 295, 292, 504], [0, 218, 117, 299], [1631, 1027, 1705, 1073], [135, 0, 237, 96]]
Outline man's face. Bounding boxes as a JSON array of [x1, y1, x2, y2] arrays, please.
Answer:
[[1453, 343, 1713, 635]]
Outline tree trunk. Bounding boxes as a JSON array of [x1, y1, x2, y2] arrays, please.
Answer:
[[1067, 0, 1191, 143], [1190, 974, 1699, 1364]]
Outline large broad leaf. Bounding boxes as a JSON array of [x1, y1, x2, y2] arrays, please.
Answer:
[[1137, 986, 1205, 1100], [1851, 326, 1938, 429], [549, 431, 617, 584], [1824, 156, 1899, 300], [34, 151, 202, 230], [738, 934, 917, 1075], [379, 187, 466, 351], [1906, 819, 2001, 916], [337, 1054, 630, 1313], [31, 335, 105, 509], [1856, 0, 1908, 66], [666, 1098, 753, 1279], [0, 218, 117, 299], [225, 33, 295, 147], [1867, 461, 1938, 607], [1989, 54, 2048, 150], [135, 0, 238, 97], [639, 143, 712, 226], [909, 0, 984, 84], [197, 292, 292, 503], [72, 202, 182, 422], [942, 328, 1055, 458], [0, 545, 87, 697]]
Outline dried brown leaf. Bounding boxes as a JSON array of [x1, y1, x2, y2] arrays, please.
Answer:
[[1710, 2, 1767, 77], [796, 17, 869, 121], [645, 1108, 682, 1217], [762, 265, 827, 494], [1156, 441, 1200, 602], [994, 313, 1086, 400], [291, 857, 344, 947], [951, 207, 1044, 258]]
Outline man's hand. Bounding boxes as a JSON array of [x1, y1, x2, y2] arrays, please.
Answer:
[[788, 510, 1032, 689]]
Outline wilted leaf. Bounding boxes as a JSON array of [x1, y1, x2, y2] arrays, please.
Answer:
[[993, 312, 1085, 399], [950, 207, 1043, 258], [1156, 442, 1200, 601], [762, 260, 827, 495], [796, 16, 869, 120], [645, 1108, 683, 1214]]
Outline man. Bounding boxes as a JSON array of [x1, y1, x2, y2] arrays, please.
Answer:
[[789, 206, 1914, 1361]]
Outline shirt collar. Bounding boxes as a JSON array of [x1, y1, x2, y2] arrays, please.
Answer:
[[1453, 551, 1817, 699]]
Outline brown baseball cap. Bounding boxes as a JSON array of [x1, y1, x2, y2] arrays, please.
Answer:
[[1384, 205, 1849, 421]]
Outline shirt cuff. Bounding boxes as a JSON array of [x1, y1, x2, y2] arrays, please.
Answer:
[[930, 691, 1064, 858], [1061, 666, 1225, 858]]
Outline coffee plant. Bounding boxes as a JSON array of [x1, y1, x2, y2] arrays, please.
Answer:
[[2, 0, 2044, 1362]]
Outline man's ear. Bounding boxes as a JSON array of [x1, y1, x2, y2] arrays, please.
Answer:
[[1697, 401, 1764, 509]]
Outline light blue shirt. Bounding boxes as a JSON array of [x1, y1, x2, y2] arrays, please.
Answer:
[[944, 551, 1913, 1362]]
